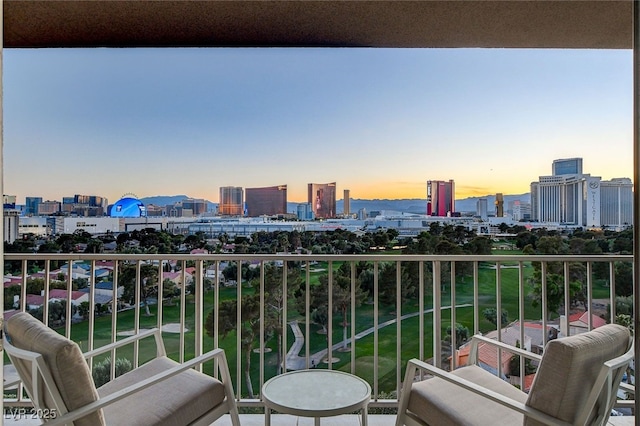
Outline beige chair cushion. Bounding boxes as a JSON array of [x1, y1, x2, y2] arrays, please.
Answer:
[[6, 312, 105, 426], [525, 323, 630, 426], [98, 356, 226, 426], [407, 364, 528, 426]]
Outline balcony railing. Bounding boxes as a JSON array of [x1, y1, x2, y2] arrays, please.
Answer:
[[3, 253, 634, 415]]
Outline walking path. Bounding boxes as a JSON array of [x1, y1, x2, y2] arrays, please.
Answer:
[[284, 303, 472, 370]]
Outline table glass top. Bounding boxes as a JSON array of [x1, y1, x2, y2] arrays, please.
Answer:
[[262, 369, 371, 412]]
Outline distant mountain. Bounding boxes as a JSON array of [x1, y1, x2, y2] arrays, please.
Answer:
[[338, 199, 427, 215], [297, 194, 530, 215], [454, 193, 531, 214], [141, 194, 530, 215], [141, 195, 189, 206], [140, 195, 217, 210]]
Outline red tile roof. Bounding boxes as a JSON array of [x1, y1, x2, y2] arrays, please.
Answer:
[[569, 311, 607, 328], [454, 341, 513, 373], [49, 289, 86, 300]]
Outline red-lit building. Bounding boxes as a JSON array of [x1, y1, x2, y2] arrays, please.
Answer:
[[245, 185, 287, 217], [308, 182, 336, 219], [426, 180, 455, 216]]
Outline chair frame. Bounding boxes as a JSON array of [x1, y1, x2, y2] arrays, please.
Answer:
[[4, 327, 241, 426], [396, 333, 634, 426]]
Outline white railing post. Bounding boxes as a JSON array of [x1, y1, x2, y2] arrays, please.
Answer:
[[450, 262, 456, 369], [350, 261, 356, 374], [396, 260, 402, 391], [433, 260, 442, 368], [495, 261, 502, 376], [194, 259, 204, 369], [632, 1, 640, 418], [373, 261, 379, 398], [327, 260, 333, 369]]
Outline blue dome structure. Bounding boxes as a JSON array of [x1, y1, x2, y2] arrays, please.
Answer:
[[110, 196, 147, 218]]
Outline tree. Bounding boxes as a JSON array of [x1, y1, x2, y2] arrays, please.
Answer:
[[527, 235, 582, 316], [73, 277, 89, 290], [529, 271, 581, 317], [5, 235, 37, 253], [482, 307, 508, 327], [26, 278, 45, 295], [37, 239, 61, 253], [372, 230, 390, 249], [184, 232, 207, 252], [78, 301, 90, 320], [162, 279, 180, 305], [464, 236, 493, 256], [606, 295, 633, 319], [85, 238, 104, 253], [614, 261, 633, 297], [205, 294, 261, 398], [612, 236, 632, 254], [325, 263, 368, 351], [445, 323, 469, 349], [311, 307, 329, 335], [4, 285, 20, 310], [377, 262, 415, 307], [92, 356, 133, 387], [508, 340, 536, 377], [120, 262, 159, 316], [515, 231, 537, 250], [30, 300, 76, 326], [255, 264, 302, 373]]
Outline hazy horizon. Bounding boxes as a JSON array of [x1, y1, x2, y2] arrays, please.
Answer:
[[4, 48, 632, 204]]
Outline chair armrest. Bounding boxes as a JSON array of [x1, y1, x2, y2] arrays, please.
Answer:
[[45, 348, 232, 426], [404, 358, 571, 426], [82, 328, 162, 359]]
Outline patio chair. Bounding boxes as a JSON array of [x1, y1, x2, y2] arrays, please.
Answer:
[[3, 312, 241, 426], [396, 323, 633, 426]]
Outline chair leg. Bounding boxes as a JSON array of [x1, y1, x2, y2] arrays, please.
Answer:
[[396, 360, 418, 426], [228, 400, 241, 426]]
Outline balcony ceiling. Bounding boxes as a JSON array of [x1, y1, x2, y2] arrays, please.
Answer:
[[3, 0, 633, 49]]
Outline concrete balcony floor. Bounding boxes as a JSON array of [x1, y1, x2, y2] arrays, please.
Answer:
[[4, 411, 633, 425], [219, 414, 631, 426], [4, 413, 396, 425], [218, 414, 395, 425]]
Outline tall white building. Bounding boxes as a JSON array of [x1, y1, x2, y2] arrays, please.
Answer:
[[19, 216, 50, 237], [4, 210, 19, 243], [552, 157, 583, 175], [531, 158, 631, 228], [63, 217, 122, 234], [476, 198, 488, 220], [512, 201, 532, 221], [531, 174, 599, 226], [600, 178, 633, 230]]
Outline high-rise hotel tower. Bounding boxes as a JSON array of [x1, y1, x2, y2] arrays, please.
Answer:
[[219, 186, 244, 216], [427, 180, 455, 216], [531, 158, 598, 226], [245, 185, 287, 217], [308, 182, 336, 219], [530, 158, 632, 229]]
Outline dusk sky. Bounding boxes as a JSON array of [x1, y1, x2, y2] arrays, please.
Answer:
[[3, 48, 632, 205]]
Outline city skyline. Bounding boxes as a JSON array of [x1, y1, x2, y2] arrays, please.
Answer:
[[4, 48, 632, 204]]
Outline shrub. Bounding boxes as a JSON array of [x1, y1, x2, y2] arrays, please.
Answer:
[[92, 356, 133, 387]]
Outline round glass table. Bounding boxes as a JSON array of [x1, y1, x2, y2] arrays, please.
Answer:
[[261, 369, 371, 426]]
